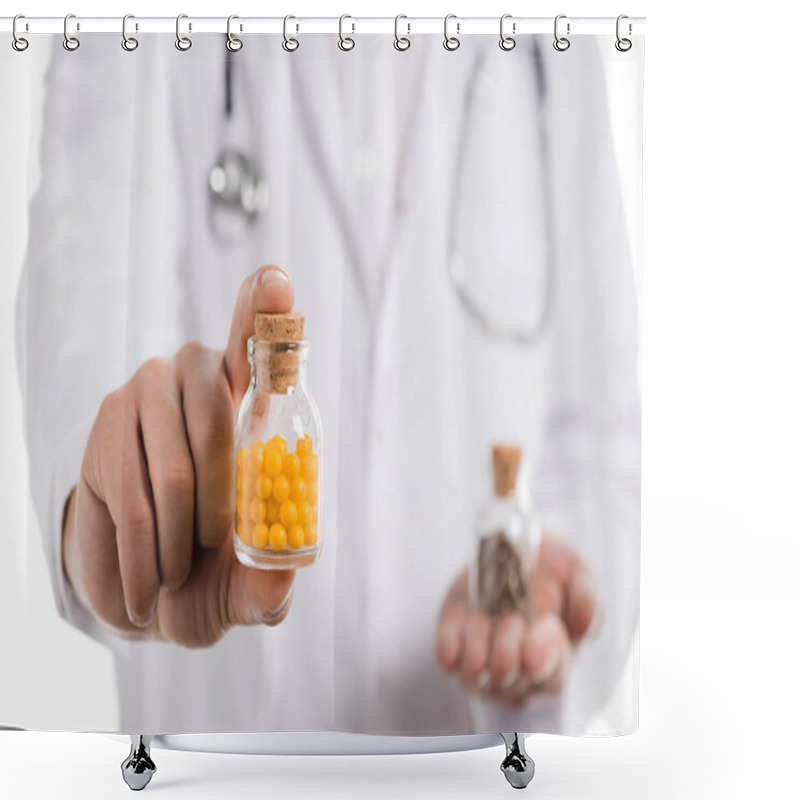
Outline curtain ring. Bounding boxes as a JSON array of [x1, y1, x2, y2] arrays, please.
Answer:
[[226, 15, 243, 51], [338, 14, 355, 51], [443, 14, 460, 51], [394, 14, 410, 51], [553, 14, 570, 51], [122, 14, 138, 51], [283, 15, 299, 52], [176, 13, 192, 51], [615, 14, 632, 52], [12, 14, 29, 52], [499, 14, 515, 51], [63, 14, 80, 51]]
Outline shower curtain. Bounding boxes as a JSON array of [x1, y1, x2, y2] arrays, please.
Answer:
[[1, 18, 644, 742]]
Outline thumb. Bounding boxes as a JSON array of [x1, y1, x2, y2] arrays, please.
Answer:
[[224, 265, 294, 407], [226, 557, 296, 629]]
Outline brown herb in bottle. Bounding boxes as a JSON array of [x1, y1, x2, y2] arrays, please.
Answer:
[[476, 529, 531, 619]]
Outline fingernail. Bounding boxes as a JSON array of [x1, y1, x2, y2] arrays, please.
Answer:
[[263, 583, 294, 623], [499, 669, 520, 690], [129, 607, 154, 628], [258, 265, 290, 287], [531, 651, 559, 684], [476, 670, 491, 690]]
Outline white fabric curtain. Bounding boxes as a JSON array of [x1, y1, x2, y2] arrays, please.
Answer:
[[1, 25, 643, 738]]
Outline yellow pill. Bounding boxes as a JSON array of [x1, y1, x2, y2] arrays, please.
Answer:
[[272, 474, 290, 503], [268, 434, 288, 456], [269, 523, 287, 551], [237, 449, 244, 469], [249, 498, 266, 524], [307, 480, 318, 504], [296, 434, 313, 458], [263, 448, 282, 478], [280, 499, 298, 528], [287, 524, 304, 550], [256, 474, 272, 500], [245, 447, 264, 475], [297, 501, 314, 526], [236, 517, 243, 538], [252, 522, 269, 550], [300, 453, 318, 482], [283, 452, 301, 479], [236, 470, 243, 493], [305, 522, 319, 546], [266, 496, 281, 524], [290, 476, 308, 503]]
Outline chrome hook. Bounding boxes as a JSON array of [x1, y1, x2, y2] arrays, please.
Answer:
[[338, 14, 355, 51], [283, 15, 299, 52], [553, 14, 570, 51], [499, 14, 516, 51], [176, 13, 192, 51], [121, 14, 138, 51], [443, 14, 460, 51], [394, 14, 410, 51], [226, 15, 242, 51], [12, 14, 29, 52], [615, 14, 632, 51], [63, 13, 80, 51]]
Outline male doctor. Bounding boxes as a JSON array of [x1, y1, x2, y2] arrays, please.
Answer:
[[17, 33, 639, 735]]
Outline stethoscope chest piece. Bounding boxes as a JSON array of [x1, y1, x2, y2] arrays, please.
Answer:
[[208, 148, 269, 243]]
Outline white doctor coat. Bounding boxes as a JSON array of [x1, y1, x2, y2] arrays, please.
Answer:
[[17, 33, 640, 736]]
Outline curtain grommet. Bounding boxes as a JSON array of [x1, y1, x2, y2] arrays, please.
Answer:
[[499, 14, 516, 51], [121, 14, 138, 51], [553, 14, 571, 52], [444, 14, 460, 51], [12, 14, 29, 51]]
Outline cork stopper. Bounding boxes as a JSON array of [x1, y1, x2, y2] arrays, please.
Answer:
[[254, 311, 306, 394], [255, 311, 305, 343], [492, 443, 522, 498]]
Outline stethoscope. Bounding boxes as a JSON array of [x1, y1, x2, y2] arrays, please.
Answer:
[[208, 34, 554, 346], [208, 52, 269, 242]]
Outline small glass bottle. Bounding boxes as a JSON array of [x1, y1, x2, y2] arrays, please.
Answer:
[[471, 444, 540, 619], [234, 311, 322, 570]]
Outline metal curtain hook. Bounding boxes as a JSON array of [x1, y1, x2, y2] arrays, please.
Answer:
[[338, 14, 355, 51], [615, 14, 632, 51], [176, 13, 192, 51], [283, 15, 299, 52], [553, 14, 570, 51], [443, 14, 460, 51], [227, 15, 242, 51], [122, 14, 138, 51], [12, 14, 29, 51], [499, 13, 515, 51], [394, 14, 410, 51], [63, 13, 80, 51]]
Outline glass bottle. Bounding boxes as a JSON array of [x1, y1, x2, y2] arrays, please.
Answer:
[[234, 311, 322, 570], [471, 444, 540, 619]]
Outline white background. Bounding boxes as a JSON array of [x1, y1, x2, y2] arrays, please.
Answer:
[[1, 1, 798, 798]]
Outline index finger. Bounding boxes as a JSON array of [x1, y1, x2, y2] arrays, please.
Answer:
[[224, 265, 294, 408]]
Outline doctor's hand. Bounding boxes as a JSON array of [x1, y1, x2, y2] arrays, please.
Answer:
[[61, 265, 296, 647], [436, 534, 598, 707]]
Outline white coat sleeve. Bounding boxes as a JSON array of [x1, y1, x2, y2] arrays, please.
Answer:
[[533, 40, 642, 731], [15, 41, 138, 646]]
